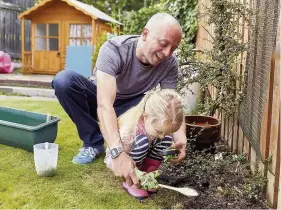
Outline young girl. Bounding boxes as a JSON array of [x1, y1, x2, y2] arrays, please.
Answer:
[[104, 89, 184, 199]]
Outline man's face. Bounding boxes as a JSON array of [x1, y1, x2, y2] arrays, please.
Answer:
[[142, 25, 182, 66]]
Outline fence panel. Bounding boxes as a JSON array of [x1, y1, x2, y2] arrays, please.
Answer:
[[0, 0, 33, 59], [196, 0, 280, 208]]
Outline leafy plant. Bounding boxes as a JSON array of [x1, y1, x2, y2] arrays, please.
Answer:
[[166, 0, 197, 42], [177, 0, 253, 116], [134, 168, 159, 190], [81, 0, 127, 16], [161, 149, 180, 162], [121, 2, 167, 35], [120, 0, 197, 41], [163, 154, 176, 162], [92, 32, 107, 67], [81, 0, 159, 16]]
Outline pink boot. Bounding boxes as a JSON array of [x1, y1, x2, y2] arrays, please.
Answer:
[[142, 158, 161, 173], [123, 159, 160, 199], [127, 158, 161, 198], [122, 182, 149, 200]]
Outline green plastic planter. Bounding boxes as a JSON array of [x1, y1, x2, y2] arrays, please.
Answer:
[[0, 106, 60, 152]]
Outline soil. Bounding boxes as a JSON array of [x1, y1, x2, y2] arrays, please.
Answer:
[[158, 142, 269, 209]]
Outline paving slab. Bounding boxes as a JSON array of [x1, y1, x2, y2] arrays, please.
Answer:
[[0, 95, 57, 101], [0, 73, 54, 87], [0, 86, 56, 98]]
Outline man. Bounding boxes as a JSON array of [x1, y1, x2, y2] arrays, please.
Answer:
[[52, 13, 186, 186]]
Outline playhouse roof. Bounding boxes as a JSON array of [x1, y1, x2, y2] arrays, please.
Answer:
[[18, 0, 122, 25]]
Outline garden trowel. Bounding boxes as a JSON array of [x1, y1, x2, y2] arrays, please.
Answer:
[[158, 184, 199, 197]]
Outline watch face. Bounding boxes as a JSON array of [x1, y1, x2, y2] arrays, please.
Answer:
[[110, 148, 118, 159], [110, 147, 123, 159]]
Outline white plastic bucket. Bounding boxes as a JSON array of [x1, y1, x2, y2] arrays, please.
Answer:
[[33, 142, 58, 177], [181, 82, 201, 114]]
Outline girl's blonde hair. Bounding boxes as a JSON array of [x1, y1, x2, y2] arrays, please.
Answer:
[[118, 89, 183, 144]]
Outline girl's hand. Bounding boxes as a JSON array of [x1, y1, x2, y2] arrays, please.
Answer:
[[169, 141, 186, 164]]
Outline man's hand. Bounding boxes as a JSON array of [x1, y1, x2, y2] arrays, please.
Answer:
[[169, 141, 186, 164], [111, 152, 140, 187], [170, 115, 187, 164]]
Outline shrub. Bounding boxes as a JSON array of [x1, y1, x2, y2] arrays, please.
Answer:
[[92, 33, 108, 67]]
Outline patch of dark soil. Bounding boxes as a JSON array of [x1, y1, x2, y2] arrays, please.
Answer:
[[158, 142, 269, 209]]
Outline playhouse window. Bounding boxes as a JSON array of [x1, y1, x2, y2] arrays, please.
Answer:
[[35, 24, 59, 51], [69, 24, 92, 46]]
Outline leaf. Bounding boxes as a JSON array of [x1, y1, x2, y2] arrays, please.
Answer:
[[134, 168, 159, 190]]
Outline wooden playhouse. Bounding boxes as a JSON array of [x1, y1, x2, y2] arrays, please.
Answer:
[[18, 0, 122, 75]]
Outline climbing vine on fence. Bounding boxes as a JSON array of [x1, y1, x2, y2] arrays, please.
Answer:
[[177, 0, 253, 116]]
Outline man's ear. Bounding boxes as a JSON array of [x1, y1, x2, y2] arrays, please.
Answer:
[[141, 28, 149, 41]]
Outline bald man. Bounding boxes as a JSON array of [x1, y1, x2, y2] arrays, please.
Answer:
[[52, 13, 186, 185]]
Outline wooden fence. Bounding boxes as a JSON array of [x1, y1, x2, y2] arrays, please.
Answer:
[[0, 0, 33, 59], [196, 0, 280, 208]]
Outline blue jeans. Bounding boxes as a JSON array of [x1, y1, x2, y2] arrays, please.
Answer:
[[52, 70, 144, 153]]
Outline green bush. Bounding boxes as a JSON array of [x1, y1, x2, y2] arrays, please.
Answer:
[[92, 33, 108, 67], [166, 0, 197, 42], [121, 0, 197, 43], [121, 3, 167, 35]]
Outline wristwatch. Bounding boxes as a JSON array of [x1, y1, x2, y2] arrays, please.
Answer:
[[110, 146, 124, 159]]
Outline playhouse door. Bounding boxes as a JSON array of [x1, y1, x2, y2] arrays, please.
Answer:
[[34, 23, 62, 74]]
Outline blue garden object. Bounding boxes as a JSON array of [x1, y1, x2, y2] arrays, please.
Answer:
[[65, 45, 93, 78]]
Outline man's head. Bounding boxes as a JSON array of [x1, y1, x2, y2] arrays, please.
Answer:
[[136, 13, 182, 66]]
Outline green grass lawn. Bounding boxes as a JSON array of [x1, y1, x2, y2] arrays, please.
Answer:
[[0, 98, 187, 209]]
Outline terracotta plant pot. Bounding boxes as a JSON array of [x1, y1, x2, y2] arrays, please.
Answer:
[[185, 115, 221, 151]]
